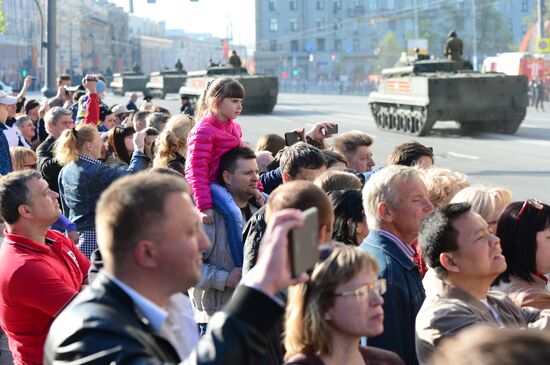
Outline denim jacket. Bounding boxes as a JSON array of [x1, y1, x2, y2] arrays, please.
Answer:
[[359, 230, 425, 365], [58, 152, 149, 231]]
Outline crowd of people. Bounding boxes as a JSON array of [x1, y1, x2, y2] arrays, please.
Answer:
[[0, 73, 549, 365]]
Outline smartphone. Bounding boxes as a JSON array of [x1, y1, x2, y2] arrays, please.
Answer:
[[322, 124, 338, 136], [289, 207, 320, 278], [284, 131, 303, 146]]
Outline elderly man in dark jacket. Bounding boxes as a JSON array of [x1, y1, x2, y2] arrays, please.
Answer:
[[44, 172, 304, 365], [36, 107, 75, 195]]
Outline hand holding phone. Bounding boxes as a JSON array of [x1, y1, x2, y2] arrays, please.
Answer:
[[285, 131, 303, 146], [289, 207, 320, 278]]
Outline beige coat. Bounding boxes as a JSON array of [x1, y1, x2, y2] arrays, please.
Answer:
[[493, 274, 550, 310], [415, 276, 550, 365]]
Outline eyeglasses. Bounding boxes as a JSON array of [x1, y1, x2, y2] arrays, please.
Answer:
[[333, 278, 386, 302], [517, 199, 543, 222]]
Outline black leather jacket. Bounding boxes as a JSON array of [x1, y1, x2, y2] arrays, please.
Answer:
[[44, 272, 284, 365]]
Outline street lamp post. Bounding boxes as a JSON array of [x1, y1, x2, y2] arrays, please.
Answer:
[[42, 0, 57, 97]]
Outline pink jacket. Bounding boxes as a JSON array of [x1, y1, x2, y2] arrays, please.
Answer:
[[185, 113, 242, 211]]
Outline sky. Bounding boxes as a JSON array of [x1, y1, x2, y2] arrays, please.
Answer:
[[110, 0, 256, 48]]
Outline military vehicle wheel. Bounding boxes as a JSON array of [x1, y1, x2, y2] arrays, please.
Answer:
[[396, 114, 404, 131], [494, 119, 522, 134], [403, 115, 412, 132], [381, 113, 390, 129]]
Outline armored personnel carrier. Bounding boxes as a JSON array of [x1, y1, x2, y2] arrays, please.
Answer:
[[368, 60, 529, 136], [178, 66, 278, 113], [146, 70, 187, 99], [110, 72, 149, 97]]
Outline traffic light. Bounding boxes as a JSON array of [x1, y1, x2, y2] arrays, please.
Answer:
[[22, 69, 27, 78], [293, 68, 299, 76]]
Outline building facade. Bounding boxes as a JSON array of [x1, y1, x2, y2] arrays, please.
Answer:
[[255, 0, 537, 93]]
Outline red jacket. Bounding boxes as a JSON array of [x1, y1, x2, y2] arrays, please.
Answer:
[[185, 113, 242, 212]]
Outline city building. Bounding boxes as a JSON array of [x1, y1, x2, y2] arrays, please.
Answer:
[[254, 0, 538, 93], [165, 29, 248, 72]]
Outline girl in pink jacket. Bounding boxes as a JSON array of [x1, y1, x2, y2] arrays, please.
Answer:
[[185, 77, 245, 224]]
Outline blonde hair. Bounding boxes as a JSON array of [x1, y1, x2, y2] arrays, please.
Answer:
[[153, 114, 195, 168], [450, 186, 495, 221], [284, 246, 379, 358], [195, 77, 245, 121], [54, 125, 98, 166], [490, 187, 512, 212], [10, 147, 37, 171], [425, 167, 470, 208]]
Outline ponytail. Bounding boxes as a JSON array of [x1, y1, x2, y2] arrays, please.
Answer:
[[54, 125, 98, 165], [153, 114, 195, 168]]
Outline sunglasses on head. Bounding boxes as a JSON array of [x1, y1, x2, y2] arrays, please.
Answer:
[[517, 199, 544, 222]]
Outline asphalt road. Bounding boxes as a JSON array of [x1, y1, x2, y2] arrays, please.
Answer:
[[106, 92, 550, 202]]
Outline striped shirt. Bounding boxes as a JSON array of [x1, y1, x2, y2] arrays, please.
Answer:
[[377, 229, 415, 261]]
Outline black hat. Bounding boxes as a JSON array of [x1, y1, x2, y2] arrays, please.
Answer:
[[24, 99, 40, 112], [143, 95, 153, 102]]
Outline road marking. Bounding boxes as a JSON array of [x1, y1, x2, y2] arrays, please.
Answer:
[[447, 152, 480, 160]]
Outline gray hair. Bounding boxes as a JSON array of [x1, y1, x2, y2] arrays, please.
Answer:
[[44, 107, 71, 134], [450, 186, 495, 222], [362, 165, 424, 228], [15, 114, 32, 129], [146, 112, 169, 132]]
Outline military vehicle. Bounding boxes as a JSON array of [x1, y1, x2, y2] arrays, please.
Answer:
[[146, 70, 187, 99], [178, 66, 278, 113], [368, 60, 529, 136], [110, 72, 149, 96]]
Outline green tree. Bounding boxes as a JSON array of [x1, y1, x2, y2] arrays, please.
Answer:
[[0, 0, 6, 35], [372, 31, 402, 73], [523, 2, 550, 35]]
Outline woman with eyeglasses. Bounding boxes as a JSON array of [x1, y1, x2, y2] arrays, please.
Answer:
[[492, 200, 550, 310], [284, 246, 404, 365], [9, 147, 37, 170]]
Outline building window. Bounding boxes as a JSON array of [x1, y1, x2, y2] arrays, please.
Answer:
[[334, 38, 342, 51], [290, 0, 298, 10], [291, 40, 299, 52], [387, 0, 395, 9], [333, 0, 342, 12], [317, 38, 326, 51], [316, 0, 325, 10], [368, 0, 376, 10], [508, 18, 513, 31], [290, 18, 298, 31], [521, 0, 528, 11], [389, 19, 396, 31], [270, 19, 278, 32], [334, 18, 342, 30], [353, 38, 360, 52], [269, 40, 278, 51], [354, 0, 364, 8], [269, 0, 276, 11], [316, 18, 325, 31]]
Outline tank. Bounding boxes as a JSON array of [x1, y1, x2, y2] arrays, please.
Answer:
[[368, 60, 529, 136], [178, 66, 278, 113], [110, 72, 149, 97], [146, 70, 187, 99]]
